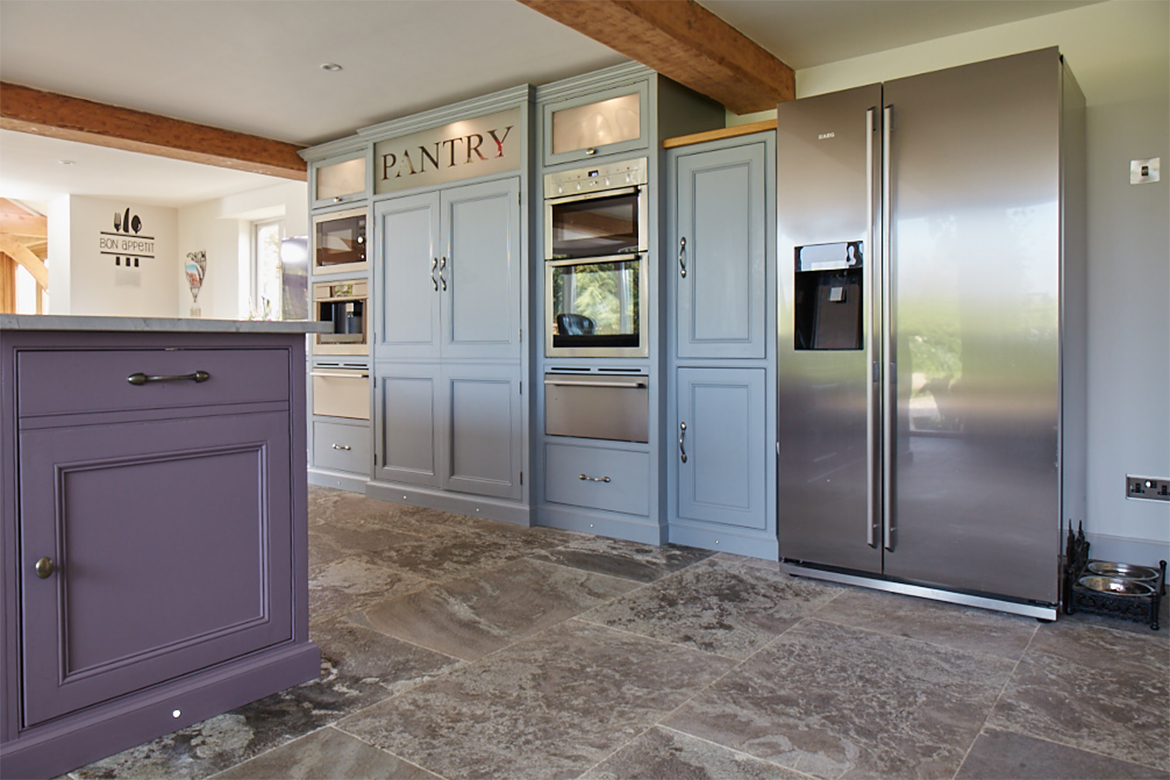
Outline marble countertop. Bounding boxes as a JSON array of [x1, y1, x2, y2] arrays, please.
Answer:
[[0, 314, 331, 334]]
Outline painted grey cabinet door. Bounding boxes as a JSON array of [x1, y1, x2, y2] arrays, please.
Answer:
[[675, 143, 766, 359], [441, 178, 521, 361], [374, 191, 442, 360], [676, 368, 767, 529], [441, 363, 522, 500], [374, 363, 442, 489], [19, 412, 292, 726]]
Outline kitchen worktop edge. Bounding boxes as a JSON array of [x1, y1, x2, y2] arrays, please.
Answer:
[[0, 314, 330, 334]]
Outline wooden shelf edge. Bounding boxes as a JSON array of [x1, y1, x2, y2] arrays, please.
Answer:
[[662, 120, 777, 149]]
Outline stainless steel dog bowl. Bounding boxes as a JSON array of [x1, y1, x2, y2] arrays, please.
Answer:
[[1077, 575, 1156, 597], [1086, 561, 1160, 581]]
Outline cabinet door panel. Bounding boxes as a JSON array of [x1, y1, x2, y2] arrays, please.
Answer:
[[442, 364, 521, 500], [677, 369, 766, 529], [442, 178, 521, 361], [19, 412, 291, 727], [375, 192, 441, 359], [374, 365, 441, 488], [676, 144, 766, 359]]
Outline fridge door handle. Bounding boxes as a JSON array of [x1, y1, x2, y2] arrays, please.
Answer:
[[865, 106, 878, 549], [882, 104, 896, 552]]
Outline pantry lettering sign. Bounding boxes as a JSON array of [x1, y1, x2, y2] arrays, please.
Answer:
[[374, 108, 520, 195]]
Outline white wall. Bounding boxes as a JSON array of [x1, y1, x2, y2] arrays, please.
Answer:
[[733, 1, 1170, 563], [48, 195, 179, 317], [176, 181, 308, 319]]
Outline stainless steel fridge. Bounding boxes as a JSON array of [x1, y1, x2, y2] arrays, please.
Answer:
[[776, 48, 1086, 619]]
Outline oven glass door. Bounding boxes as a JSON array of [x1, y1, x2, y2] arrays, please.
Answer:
[[314, 210, 367, 271], [546, 255, 646, 357], [547, 188, 644, 260]]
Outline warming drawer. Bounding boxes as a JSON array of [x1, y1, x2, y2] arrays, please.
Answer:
[[544, 373, 648, 443], [311, 368, 369, 420]]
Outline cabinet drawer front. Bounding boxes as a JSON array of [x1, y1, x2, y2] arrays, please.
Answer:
[[545, 443, 648, 516], [313, 420, 371, 475], [18, 349, 290, 417]]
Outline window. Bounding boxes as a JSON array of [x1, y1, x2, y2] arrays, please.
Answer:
[[252, 219, 284, 320]]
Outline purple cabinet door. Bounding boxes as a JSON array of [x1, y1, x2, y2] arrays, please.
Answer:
[[19, 412, 292, 727]]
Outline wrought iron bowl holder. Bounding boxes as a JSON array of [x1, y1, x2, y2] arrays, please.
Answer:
[[1063, 524, 1167, 630]]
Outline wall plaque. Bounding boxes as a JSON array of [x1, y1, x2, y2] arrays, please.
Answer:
[[374, 108, 521, 195]]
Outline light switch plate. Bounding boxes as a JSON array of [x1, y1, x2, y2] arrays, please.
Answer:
[[1130, 157, 1160, 184]]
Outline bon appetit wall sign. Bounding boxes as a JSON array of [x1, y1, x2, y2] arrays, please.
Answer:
[[374, 108, 520, 195]]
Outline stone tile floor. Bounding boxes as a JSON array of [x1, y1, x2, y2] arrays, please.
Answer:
[[67, 487, 1170, 780]]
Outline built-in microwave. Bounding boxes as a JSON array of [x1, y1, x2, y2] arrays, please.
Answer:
[[545, 158, 648, 261], [313, 207, 367, 274], [545, 254, 647, 358]]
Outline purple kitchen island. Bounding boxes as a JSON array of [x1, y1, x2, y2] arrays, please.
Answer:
[[0, 316, 324, 779]]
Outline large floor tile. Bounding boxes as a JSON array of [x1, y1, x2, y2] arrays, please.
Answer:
[[664, 619, 1015, 780], [336, 619, 734, 780], [582, 726, 806, 780], [74, 620, 458, 780], [1028, 617, 1170, 676], [988, 648, 1170, 772], [308, 552, 433, 622], [955, 727, 1169, 779], [306, 486, 398, 526], [209, 727, 439, 780], [366, 529, 554, 580], [531, 535, 715, 583], [812, 586, 1038, 660], [308, 521, 419, 568], [579, 557, 841, 659], [353, 558, 640, 660]]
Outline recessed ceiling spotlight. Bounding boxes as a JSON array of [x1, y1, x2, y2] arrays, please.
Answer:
[[58, 159, 75, 166], [320, 63, 343, 72]]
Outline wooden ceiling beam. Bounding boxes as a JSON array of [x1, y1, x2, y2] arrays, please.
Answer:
[[517, 0, 794, 114], [0, 83, 307, 180]]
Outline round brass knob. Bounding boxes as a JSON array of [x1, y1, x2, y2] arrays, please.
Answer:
[[35, 557, 54, 579]]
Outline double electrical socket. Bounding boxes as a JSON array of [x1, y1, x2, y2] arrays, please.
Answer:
[[1127, 475, 1170, 502]]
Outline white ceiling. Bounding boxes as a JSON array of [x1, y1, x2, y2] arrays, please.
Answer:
[[0, 0, 1095, 211]]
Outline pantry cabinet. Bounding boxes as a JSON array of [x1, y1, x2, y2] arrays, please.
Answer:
[[373, 362, 522, 501], [666, 133, 778, 559], [675, 143, 767, 359], [675, 368, 767, 531], [374, 177, 521, 362]]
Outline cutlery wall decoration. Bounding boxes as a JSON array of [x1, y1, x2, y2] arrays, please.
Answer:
[[99, 207, 155, 268]]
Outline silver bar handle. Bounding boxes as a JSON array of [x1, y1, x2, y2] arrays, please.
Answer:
[[679, 421, 688, 463], [331, 444, 352, 451], [678, 236, 687, 278], [439, 256, 447, 291], [543, 378, 647, 389], [882, 104, 896, 552], [578, 473, 610, 483], [128, 370, 209, 386], [309, 371, 369, 379], [430, 257, 438, 291], [865, 107, 878, 549]]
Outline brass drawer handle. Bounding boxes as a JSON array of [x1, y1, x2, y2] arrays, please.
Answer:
[[331, 444, 352, 451], [35, 557, 54, 579], [578, 473, 611, 483], [128, 371, 210, 385]]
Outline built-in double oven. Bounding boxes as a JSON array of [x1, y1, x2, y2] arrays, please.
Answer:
[[544, 157, 648, 358]]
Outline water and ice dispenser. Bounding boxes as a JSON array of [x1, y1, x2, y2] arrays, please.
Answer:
[[793, 241, 863, 350]]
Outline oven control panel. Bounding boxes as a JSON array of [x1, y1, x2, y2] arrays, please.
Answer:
[[545, 157, 648, 197]]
